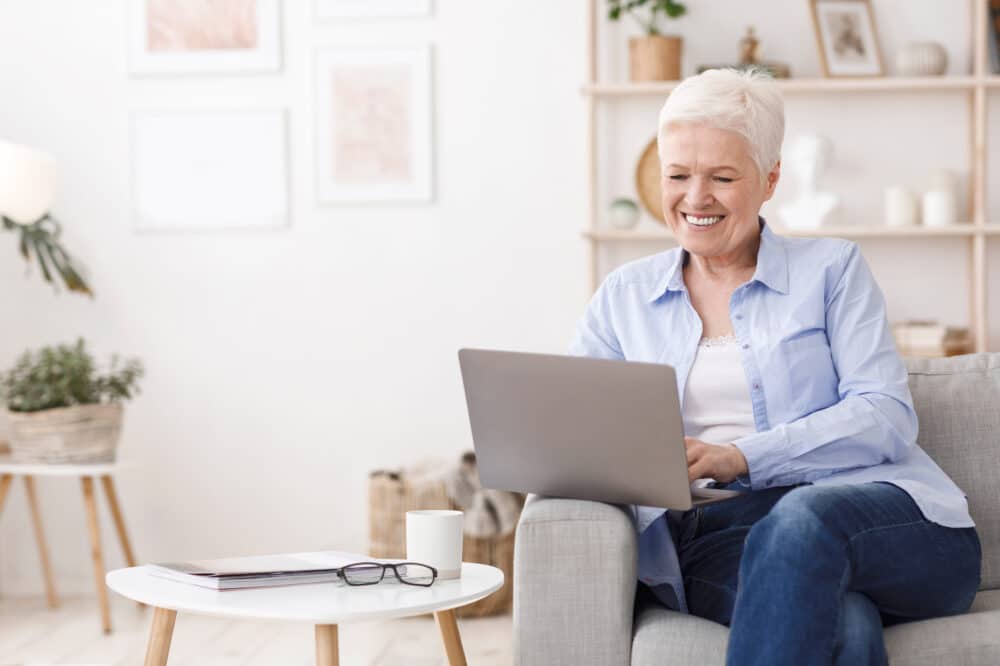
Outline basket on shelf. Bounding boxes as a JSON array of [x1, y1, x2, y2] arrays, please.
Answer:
[[368, 463, 523, 617]]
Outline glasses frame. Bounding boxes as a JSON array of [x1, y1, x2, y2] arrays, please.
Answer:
[[337, 561, 439, 587]]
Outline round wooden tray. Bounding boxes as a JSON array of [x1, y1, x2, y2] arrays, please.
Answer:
[[635, 137, 664, 224]]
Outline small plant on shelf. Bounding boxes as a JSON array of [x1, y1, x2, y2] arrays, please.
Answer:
[[606, 0, 688, 81], [606, 0, 687, 36]]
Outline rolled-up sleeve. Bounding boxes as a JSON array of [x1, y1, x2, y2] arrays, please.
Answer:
[[733, 243, 918, 489]]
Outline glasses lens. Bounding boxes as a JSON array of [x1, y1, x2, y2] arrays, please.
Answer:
[[342, 564, 383, 585], [398, 563, 436, 586]]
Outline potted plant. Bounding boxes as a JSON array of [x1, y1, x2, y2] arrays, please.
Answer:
[[607, 0, 688, 81], [0, 339, 143, 463]]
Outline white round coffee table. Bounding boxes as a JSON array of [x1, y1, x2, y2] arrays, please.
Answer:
[[106, 562, 504, 666]]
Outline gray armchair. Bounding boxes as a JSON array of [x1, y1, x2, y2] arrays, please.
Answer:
[[513, 353, 1000, 665]]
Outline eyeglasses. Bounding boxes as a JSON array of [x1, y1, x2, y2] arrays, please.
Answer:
[[337, 562, 438, 587]]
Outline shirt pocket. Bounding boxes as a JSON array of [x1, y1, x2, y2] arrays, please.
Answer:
[[780, 328, 839, 413]]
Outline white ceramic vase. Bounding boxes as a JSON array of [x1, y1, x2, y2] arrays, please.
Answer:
[[608, 197, 640, 230], [896, 42, 948, 76]]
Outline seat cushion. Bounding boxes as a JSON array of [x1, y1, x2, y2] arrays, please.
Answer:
[[905, 353, 1000, 588], [631, 590, 1000, 666], [883, 588, 1000, 666]]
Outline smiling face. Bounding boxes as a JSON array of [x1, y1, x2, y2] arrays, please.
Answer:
[[660, 123, 780, 264]]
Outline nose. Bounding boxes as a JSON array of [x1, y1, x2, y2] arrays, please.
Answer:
[[683, 176, 714, 210]]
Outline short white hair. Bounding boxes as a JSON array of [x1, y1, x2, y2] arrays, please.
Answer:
[[657, 68, 785, 180]]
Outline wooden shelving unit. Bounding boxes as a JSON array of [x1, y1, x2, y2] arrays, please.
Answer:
[[583, 0, 994, 352]]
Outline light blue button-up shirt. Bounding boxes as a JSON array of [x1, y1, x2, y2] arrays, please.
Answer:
[[568, 219, 974, 613]]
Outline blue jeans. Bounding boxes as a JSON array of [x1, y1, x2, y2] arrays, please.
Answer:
[[674, 481, 981, 666]]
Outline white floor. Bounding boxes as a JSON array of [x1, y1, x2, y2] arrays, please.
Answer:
[[0, 596, 513, 665]]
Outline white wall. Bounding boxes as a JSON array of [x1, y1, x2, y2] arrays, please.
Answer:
[[0, 1, 998, 597], [0, 0, 586, 595]]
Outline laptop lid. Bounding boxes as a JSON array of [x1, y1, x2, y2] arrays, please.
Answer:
[[458, 348, 696, 510]]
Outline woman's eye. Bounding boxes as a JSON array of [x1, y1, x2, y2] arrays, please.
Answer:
[[714, 176, 734, 183], [668, 174, 688, 181]]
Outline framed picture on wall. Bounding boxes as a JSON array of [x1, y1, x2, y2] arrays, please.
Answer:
[[128, 0, 282, 75], [314, 46, 433, 203], [809, 0, 883, 77], [131, 109, 289, 231], [315, 0, 432, 19]]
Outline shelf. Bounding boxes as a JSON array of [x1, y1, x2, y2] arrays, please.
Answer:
[[582, 76, 979, 97], [583, 224, 981, 242]]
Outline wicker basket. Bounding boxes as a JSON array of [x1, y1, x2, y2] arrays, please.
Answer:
[[5, 404, 123, 463], [368, 469, 521, 617]]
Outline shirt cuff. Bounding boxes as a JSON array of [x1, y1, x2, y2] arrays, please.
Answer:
[[732, 428, 788, 490]]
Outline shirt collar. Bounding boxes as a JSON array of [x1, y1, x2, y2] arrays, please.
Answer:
[[646, 217, 789, 303]]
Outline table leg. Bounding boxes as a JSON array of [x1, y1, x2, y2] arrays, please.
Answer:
[[100, 475, 144, 609], [23, 476, 59, 609], [314, 624, 339, 666], [81, 476, 112, 633], [434, 609, 468, 666], [144, 607, 177, 666], [0, 474, 12, 515]]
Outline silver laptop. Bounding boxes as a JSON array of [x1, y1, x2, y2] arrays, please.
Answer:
[[458, 348, 743, 511]]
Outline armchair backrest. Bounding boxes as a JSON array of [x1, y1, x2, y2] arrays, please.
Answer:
[[905, 353, 1000, 590]]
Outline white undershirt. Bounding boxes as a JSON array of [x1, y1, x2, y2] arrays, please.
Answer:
[[681, 334, 756, 445]]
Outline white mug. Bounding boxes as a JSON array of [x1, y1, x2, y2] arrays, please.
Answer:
[[405, 510, 464, 580]]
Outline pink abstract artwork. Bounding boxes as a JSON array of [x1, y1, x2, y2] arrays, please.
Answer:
[[147, 0, 258, 52], [330, 65, 412, 184]]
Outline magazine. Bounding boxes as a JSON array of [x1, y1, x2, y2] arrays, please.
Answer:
[[147, 550, 386, 590]]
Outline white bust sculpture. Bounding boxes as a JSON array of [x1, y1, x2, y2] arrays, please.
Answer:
[[778, 133, 839, 230]]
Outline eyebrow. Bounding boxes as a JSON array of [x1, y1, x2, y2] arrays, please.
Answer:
[[665, 163, 741, 172]]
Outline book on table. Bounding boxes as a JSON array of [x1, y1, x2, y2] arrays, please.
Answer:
[[148, 550, 388, 590]]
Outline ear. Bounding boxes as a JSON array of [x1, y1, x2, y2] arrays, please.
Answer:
[[763, 160, 781, 201]]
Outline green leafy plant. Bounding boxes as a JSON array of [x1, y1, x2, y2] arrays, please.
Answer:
[[607, 0, 687, 36], [3, 214, 93, 296], [0, 339, 143, 413]]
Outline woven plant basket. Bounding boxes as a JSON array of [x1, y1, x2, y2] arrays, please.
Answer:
[[368, 469, 521, 617], [6, 404, 123, 463]]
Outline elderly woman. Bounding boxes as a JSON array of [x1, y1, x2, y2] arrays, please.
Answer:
[[570, 68, 981, 666]]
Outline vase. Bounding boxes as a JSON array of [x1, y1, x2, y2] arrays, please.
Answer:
[[608, 197, 640, 229], [896, 42, 948, 76], [629, 35, 682, 81]]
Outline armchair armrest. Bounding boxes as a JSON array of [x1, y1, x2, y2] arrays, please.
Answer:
[[513, 495, 637, 666]]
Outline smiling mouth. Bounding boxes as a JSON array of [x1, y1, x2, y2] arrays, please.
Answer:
[[682, 213, 726, 227]]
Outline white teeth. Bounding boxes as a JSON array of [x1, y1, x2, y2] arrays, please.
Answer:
[[684, 214, 723, 226]]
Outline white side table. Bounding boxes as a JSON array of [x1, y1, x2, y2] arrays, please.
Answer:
[[107, 562, 504, 666], [0, 457, 140, 633]]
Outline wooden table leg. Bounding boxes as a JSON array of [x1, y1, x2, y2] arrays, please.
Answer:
[[81, 476, 112, 633], [315, 624, 339, 666], [144, 607, 177, 666], [100, 475, 144, 609], [23, 476, 59, 608], [0, 474, 12, 515], [434, 609, 468, 666]]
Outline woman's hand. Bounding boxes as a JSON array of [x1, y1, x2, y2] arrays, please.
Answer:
[[685, 437, 749, 484]]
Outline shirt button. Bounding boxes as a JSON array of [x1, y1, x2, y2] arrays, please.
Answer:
[[753, 384, 760, 390], [735, 314, 743, 320], [742, 344, 750, 350]]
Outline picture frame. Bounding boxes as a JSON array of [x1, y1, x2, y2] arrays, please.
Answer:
[[809, 0, 883, 77], [128, 0, 282, 75], [314, 46, 434, 204], [315, 0, 432, 20], [130, 109, 289, 232]]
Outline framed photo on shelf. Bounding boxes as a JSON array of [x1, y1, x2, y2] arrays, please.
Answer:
[[128, 0, 281, 75], [314, 46, 433, 203], [315, 0, 432, 19], [809, 0, 883, 77], [130, 109, 289, 232]]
